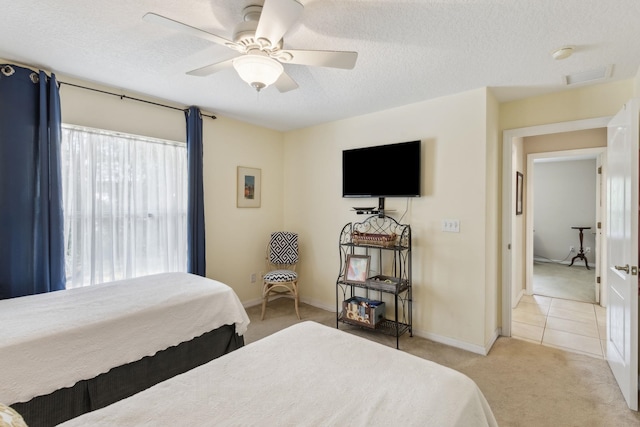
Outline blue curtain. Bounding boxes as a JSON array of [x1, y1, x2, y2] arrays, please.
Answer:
[[186, 106, 206, 276], [0, 64, 65, 299]]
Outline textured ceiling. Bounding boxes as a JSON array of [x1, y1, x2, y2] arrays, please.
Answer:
[[0, 0, 639, 131]]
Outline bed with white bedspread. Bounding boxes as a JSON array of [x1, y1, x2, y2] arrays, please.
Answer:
[[58, 321, 498, 427], [1, 272, 250, 426]]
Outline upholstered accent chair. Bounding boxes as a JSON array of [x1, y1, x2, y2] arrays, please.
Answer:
[[261, 232, 299, 320]]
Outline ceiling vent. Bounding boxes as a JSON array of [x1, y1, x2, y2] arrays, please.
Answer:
[[563, 65, 612, 86]]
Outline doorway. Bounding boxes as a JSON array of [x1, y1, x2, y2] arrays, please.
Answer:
[[501, 117, 612, 337], [512, 143, 606, 356], [527, 149, 604, 305], [502, 108, 639, 410]]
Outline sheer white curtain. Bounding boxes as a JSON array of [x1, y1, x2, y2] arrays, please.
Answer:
[[61, 125, 187, 288]]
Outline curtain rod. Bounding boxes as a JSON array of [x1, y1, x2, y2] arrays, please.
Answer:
[[59, 81, 216, 120]]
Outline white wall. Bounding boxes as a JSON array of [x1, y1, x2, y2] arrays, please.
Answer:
[[51, 68, 636, 353], [484, 90, 500, 347], [284, 88, 498, 352], [524, 128, 607, 155], [533, 159, 597, 263], [60, 76, 186, 143], [58, 75, 285, 304], [500, 80, 632, 131], [200, 116, 284, 304], [512, 137, 525, 307]]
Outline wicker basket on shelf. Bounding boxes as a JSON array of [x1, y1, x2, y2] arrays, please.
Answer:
[[351, 231, 397, 247]]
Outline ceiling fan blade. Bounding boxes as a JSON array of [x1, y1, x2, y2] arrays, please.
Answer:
[[279, 49, 358, 69], [186, 58, 236, 77], [255, 0, 303, 48], [274, 72, 299, 93], [143, 12, 236, 48]]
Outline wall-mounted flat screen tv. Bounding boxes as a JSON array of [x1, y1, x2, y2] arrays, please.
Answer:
[[342, 140, 421, 198]]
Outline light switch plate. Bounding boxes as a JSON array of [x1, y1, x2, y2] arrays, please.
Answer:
[[442, 219, 460, 233]]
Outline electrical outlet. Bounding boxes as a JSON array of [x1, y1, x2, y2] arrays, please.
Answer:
[[569, 246, 575, 253], [250, 273, 256, 283], [585, 247, 591, 253], [442, 219, 460, 233]]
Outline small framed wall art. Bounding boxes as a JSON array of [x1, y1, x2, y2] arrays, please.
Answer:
[[345, 254, 371, 284], [237, 166, 261, 208]]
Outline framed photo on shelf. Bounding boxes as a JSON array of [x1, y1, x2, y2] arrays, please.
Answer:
[[345, 254, 370, 284], [237, 166, 261, 208], [515, 171, 523, 215]]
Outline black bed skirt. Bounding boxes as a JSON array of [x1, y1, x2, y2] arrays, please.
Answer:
[[11, 324, 244, 427]]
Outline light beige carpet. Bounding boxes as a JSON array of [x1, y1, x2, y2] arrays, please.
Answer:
[[533, 261, 596, 303], [245, 298, 640, 427]]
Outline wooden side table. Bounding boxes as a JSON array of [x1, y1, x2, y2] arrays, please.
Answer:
[[569, 226, 591, 270]]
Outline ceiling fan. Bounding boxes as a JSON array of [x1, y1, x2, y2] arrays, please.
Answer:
[[143, 0, 358, 92]]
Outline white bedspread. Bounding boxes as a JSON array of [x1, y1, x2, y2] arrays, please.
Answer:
[[0, 273, 250, 405], [59, 322, 498, 427]]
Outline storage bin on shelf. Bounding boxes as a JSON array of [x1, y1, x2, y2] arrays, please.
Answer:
[[366, 274, 403, 292], [351, 231, 397, 247], [342, 296, 385, 328]]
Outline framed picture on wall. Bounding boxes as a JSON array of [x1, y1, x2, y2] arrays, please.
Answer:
[[516, 171, 523, 215], [237, 166, 261, 208]]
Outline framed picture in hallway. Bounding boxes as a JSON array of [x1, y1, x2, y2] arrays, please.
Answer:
[[237, 166, 261, 208], [516, 171, 523, 215]]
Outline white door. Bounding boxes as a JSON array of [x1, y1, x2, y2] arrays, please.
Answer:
[[606, 99, 639, 411], [596, 152, 606, 305]]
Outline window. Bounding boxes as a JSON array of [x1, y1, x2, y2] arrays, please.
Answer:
[[61, 125, 187, 288]]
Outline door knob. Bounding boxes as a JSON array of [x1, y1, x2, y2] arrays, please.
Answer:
[[615, 264, 630, 273]]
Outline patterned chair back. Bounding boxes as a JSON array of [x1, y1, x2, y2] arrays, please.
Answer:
[[269, 232, 299, 265]]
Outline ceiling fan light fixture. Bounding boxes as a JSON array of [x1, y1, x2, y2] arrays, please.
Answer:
[[233, 54, 283, 91]]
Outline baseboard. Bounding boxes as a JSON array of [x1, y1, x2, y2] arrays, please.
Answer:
[[259, 297, 499, 355], [513, 288, 525, 308], [534, 257, 571, 266], [243, 295, 335, 312], [299, 296, 335, 312], [485, 328, 501, 354], [412, 328, 494, 356], [242, 297, 263, 308]]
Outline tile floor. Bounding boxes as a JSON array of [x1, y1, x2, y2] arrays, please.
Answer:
[[512, 294, 606, 359]]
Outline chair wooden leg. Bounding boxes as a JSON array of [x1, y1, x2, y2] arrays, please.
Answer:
[[261, 291, 268, 321], [294, 281, 300, 319], [262, 281, 300, 320]]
